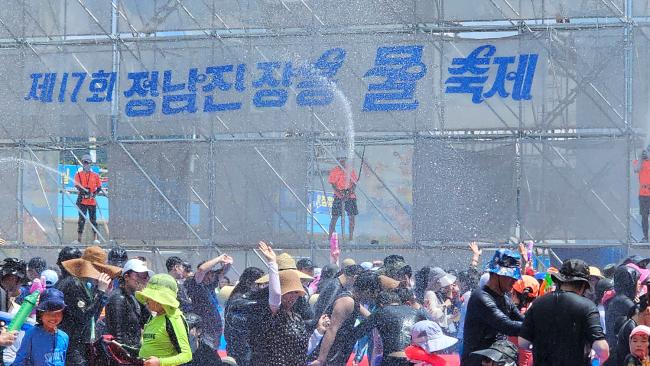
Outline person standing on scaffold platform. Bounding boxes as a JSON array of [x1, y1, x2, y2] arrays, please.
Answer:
[[328, 153, 358, 243], [74, 154, 102, 244], [635, 148, 650, 242]]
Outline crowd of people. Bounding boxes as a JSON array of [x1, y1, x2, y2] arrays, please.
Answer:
[[0, 242, 647, 366]]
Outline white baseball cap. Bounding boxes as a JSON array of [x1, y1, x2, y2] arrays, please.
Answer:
[[41, 269, 59, 288], [410, 320, 458, 353], [122, 259, 154, 278]]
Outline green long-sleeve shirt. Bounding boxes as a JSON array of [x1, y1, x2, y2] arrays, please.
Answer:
[[139, 308, 192, 366]]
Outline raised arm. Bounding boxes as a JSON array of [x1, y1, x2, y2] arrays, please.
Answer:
[[257, 241, 281, 313], [195, 253, 233, 284]]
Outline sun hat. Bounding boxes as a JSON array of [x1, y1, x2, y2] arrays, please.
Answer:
[[631, 325, 650, 339], [217, 285, 234, 306], [81, 154, 93, 163], [309, 293, 320, 306], [279, 270, 306, 296], [471, 340, 518, 364], [255, 253, 314, 284], [40, 269, 59, 288], [360, 262, 373, 270], [487, 249, 522, 280], [342, 258, 356, 268], [512, 275, 540, 298], [622, 255, 650, 269], [122, 258, 154, 278], [589, 266, 604, 279], [379, 275, 400, 290], [36, 288, 66, 312], [410, 320, 458, 353], [603, 263, 617, 278], [551, 259, 591, 287], [339, 264, 364, 287], [0, 258, 26, 280], [108, 247, 128, 267], [627, 263, 650, 284], [135, 273, 179, 308], [428, 267, 457, 288], [296, 258, 314, 271], [62, 246, 122, 280]]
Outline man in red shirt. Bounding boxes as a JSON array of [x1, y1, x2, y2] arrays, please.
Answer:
[[327, 155, 358, 242], [635, 150, 650, 242], [74, 154, 102, 244]]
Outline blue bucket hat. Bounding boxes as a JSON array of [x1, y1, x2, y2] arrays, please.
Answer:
[[37, 288, 66, 312], [487, 249, 522, 280]]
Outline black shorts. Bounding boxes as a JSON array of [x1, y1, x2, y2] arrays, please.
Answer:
[[641, 195, 650, 216], [332, 197, 358, 216]]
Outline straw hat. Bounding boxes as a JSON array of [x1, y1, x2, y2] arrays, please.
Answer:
[[217, 285, 235, 306], [309, 293, 320, 306], [62, 246, 122, 280], [342, 258, 356, 268], [256, 253, 313, 284], [379, 275, 400, 290], [279, 270, 306, 296], [136, 273, 179, 309]]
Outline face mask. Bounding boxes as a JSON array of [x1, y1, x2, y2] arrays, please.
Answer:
[[82, 164, 90, 172]]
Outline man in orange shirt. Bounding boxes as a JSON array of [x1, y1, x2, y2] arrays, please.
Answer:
[[74, 154, 102, 244], [327, 155, 358, 242], [636, 149, 650, 242]]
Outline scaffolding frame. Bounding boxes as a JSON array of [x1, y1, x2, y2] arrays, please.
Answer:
[[0, 0, 646, 268]]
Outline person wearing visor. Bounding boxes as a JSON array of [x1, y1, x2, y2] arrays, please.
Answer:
[[519, 259, 609, 366], [461, 249, 523, 366], [470, 339, 518, 366], [73, 154, 102, 245]]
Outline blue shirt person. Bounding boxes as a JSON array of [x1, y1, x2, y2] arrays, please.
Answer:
[[13, 288, 69, 366]]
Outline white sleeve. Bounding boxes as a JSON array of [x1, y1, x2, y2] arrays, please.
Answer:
[[268, 261, 282, 311], [307, 329, 324, 354]]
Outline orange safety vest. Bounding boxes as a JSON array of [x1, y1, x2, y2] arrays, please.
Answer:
[[74, 171, 102, 206], [328, 166, 358, 198], [637, 160, 650, 196]]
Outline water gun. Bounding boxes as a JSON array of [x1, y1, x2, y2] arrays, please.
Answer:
[[8, 290, 39, 332], [538, 272, 554, 297], [30, 276, 46, 295], [28, 276, 46, 316], [330, 232, 340, 266]]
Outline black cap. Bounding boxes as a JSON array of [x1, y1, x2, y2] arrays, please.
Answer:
[[108, 247, 128, 267], [603, 263, 617, 278], [471, 340, 518, 363], [595, 278, 614, 302], [57, 246, 81, 266], [622, 255, 650, 269], [296, 258, 314, 270], [551, 259, 591, 286]]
